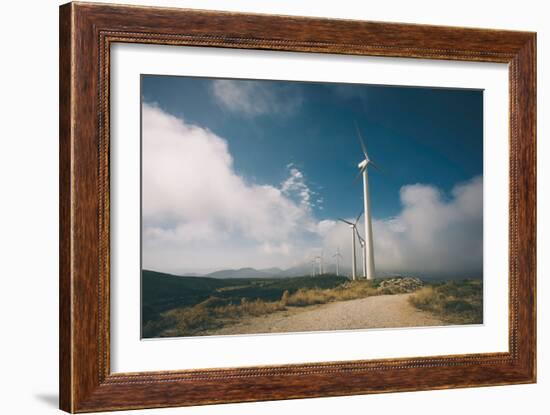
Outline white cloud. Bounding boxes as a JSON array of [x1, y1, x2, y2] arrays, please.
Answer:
[[142, 103, 318, 273], [211, 79, 302, 117], [142, 103, 482, 278], [280, 166, 318, 211], [321, 176, 483, 278]]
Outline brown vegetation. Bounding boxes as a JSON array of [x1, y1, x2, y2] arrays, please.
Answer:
[[408, 279, 483, 324], [145, 277, 480, 338], [147, 280, 380, 337]]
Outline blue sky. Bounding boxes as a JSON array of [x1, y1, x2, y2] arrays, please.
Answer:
[[141, 75, 483, 277], [142, 76, 482, 222]]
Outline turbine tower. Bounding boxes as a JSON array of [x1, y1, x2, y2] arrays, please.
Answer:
[[338, 212, 363, 281], [356, 232, 367, 279], [355, 122, 377, 280], [333, 247, 343, 276]]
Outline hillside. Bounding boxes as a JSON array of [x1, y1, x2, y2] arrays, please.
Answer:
[[205, 267, 276, 278], [142, 271, 482, 338], [142, 270, 258, 322], [142, 270, 348, 330]]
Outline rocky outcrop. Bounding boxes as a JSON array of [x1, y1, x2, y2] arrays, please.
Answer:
[[377, 277, 423, 294]]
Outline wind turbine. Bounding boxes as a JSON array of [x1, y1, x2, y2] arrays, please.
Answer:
[[338, 212, 363, 281], [356, 231, 367, 279], [333, 247, 343, 276], [310, 258, 317, 277], [355, 122, 377, 280], [314, 255, 323, 276]]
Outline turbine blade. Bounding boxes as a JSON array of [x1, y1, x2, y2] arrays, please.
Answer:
[[338, 218, 353, 225], [355, 211, 363, 224], [355, 229, 365, 244], [368, 160, 382, 173], [354, 121, 369, 160]]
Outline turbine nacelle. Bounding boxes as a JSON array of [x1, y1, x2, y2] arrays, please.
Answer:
[[355, 122, 381, 173], [338, 211, 363, 230]]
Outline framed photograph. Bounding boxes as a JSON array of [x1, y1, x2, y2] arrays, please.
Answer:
[[59, 2, 536, 412]]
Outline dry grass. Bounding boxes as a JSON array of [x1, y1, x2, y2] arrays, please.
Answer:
[[408, 280, 483, 325], [409, 286, 437, 307], [283, 281, 379, 306], [157, 297, 287, 337], [150, 280, 379, 337]]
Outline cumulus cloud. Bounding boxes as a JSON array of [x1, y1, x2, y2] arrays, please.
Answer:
[[321, 177, 483, 278], [378, 176, 483, 277], [142, 103, 319, 273], [211, 79, 302, 117]]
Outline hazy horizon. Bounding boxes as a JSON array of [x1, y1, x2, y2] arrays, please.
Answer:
[[142, 267, 483, 282]]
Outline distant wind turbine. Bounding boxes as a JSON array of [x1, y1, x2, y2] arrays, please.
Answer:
[[310, 258, 317, 277], [354, 122, 377, 280], [314, 255, 323, 276], [338, 211, 363, 281], [333, 247, 343, 276]]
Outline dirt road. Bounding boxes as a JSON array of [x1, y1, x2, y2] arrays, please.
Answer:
[[205, 293, 446, 336]]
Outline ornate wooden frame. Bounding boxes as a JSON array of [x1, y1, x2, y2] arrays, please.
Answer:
[[59, 2, 536, 412]]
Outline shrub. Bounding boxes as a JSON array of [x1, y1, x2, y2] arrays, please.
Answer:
[[409, 286, 437, 308], [443, 300, 474, 313], [280, 290, 290, 306]]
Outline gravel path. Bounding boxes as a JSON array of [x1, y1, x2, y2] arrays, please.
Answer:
[[205, 293, 446, 336]]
